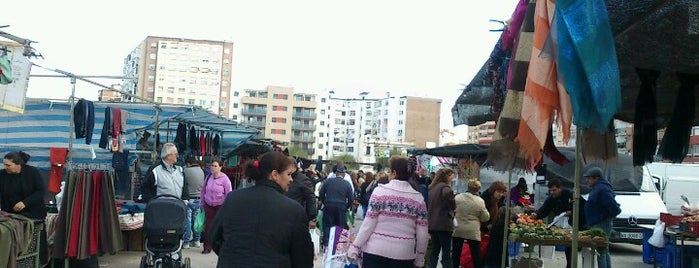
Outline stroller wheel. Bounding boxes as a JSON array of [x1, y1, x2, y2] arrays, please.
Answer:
[[140, 255, 148, 268], [182, 257, 191, 268]]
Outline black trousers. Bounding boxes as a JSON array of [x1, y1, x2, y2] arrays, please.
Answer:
[[321, 204, 347, 246], [452, 237, 482, 268], [363, 252, 414, 268]]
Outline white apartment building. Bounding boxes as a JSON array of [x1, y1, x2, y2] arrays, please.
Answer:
[[122, 36, 233, 116], [315, 91, 440, 164]]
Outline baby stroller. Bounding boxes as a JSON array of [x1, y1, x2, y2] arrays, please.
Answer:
[[140, 194, 191, 268]]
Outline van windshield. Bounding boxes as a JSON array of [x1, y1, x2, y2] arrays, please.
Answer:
[[542, 148, 646, 193]]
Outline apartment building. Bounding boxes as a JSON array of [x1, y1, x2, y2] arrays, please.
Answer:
[[122, 36, 233, 116], [316, 91, 440, 163], [236, 86, 317, 156]]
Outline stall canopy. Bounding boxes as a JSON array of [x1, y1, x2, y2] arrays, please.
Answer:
[[0, 98, 261, 170], [409, 144, 490, 163]]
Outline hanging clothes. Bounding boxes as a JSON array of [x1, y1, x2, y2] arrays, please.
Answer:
[[213, 134, 220, 156], [48, 148, 69, 193], [659, 73, 699, 163], [98, 107, 112, 149], [199, 131, 206, 156], [174, 123, 187, 153], [486, 0, 536, 171], [189, 126, 198, 153], [0, 52, 12, 85], [516, 0, 573, 170], [52, 170, 122, 260], [73, 99, 95, 145], [633, 68, 661, 166], [111, 108, 122, 152]]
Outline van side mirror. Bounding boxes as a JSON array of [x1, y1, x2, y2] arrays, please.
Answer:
[[652, 176, 661, 191]]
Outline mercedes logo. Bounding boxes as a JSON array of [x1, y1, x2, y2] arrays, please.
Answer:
[[628, 216, 638, 226]]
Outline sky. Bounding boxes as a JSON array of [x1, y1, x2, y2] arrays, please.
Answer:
[[3, 0, 519, 134]]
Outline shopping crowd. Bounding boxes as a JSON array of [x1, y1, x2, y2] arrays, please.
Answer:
[[0, 142, 621, 268], [97, 141, 619, 268]]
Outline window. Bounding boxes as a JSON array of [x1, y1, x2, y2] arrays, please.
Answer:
[[232, 115, 238, 121], [272, 117, 287, 123], [398, 120, 403, 125], [188, 99, 195, 105], [319, 132, 324, 137], [398, 129, 403, 136], [400, 100, 405, 105], [178, 88, 185, 93], [221, 91, 228, 97], [305, 96, 311, 101], [147, 87, 154, 93], [318, 144, 324, 149], [150, 43, 157, 48], [222, 70, 229, 77], [274, 94, 288, 100], [271, 129, 286, 135], [349, 111, 356, 116], [224, 48, 231, 54], [321, 98, 326, 103], [248, 91, 256, 97], [148, 75, 155, 82], [295, 94, 303, 101], [156, 97, 163, 102], [258, 92, 268, 98], [210, 100, 216, 107], [148, 64, 156, 71], [273, 105, 288, 111], [399, 110, 404, 115], [199, 100, 206, 106], [177, 98, 184, 104], [320, 109, 325, 115], [149, 53, 156, 60], [348, 147, 354, 153], [233, 103, 238, 108], [222, 81, 229, 87], [223, 59, 230, 64], [349, 119, 355, 125], [157, 86, 163, 92], [233, 91, 239, 97], [167, 87, 175, 93], [693, 127, 699, 136], [166, 97, 174, 103], [320, 120, 325, 126]]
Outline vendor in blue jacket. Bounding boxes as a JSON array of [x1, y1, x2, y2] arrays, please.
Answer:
[[583, 167, 621, 268]]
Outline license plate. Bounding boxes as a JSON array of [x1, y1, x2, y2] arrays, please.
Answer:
[[619, 232, 643, 240]]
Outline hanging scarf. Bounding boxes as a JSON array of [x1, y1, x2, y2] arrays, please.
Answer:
[[555, 0, 621, 132], [633, 68, 661, 166], [659, 73, 699, 163], [516, 0, 573, 170]]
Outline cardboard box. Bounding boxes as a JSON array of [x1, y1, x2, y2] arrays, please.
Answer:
[[121, 228, 144, 251]]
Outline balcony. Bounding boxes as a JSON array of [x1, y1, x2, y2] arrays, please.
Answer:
[[241, 108, 267, 116], [246, 121, 266, 128], [292, 112, 317, 119], [292, 124, 316, 131], [291, 135, 316, 143], [305, 148, 316, 155]]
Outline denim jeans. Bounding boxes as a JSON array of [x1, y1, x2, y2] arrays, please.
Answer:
[[184, 198, 201, 244], [590, 218, 613, 268]]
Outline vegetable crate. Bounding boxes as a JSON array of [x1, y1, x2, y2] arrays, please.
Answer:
[[660, 212, 684, 227]]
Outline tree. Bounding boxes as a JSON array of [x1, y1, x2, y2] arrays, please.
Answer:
[[286, 145, 310, 159], [329, 154, 358, 171]]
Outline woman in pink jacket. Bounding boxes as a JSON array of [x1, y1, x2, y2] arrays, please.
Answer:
[[200, 159, 232, 254], [348, 156, 429, 267]]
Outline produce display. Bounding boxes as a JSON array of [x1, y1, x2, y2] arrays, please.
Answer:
[[508, 213, 608, 247]]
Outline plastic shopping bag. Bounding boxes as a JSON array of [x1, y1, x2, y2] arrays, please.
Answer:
[[311, 229, 321, 254], [194, 209, 205, 233], [648, 219, 666, 248], [547, 212, 572, 229]]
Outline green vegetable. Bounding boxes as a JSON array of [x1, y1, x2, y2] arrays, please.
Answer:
[[582, 228, 608, 238]]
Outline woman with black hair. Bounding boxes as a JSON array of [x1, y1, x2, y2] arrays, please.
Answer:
[[0, 151, 48, 265], [209, 151, 313, 268]]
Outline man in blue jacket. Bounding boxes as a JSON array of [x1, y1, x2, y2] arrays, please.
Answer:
[[584, 167, 621, 268]]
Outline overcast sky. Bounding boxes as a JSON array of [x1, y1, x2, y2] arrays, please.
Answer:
[[3, 0, 518, 132]]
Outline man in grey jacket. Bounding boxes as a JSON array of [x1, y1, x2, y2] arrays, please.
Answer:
[[183, 156, 205, 248]]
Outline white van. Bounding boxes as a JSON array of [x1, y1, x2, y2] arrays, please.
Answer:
[[645, 163, 699, 214], [608, 165, 667, 243]]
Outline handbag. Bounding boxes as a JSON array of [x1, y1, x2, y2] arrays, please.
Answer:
[[194, 209, 206, 233]]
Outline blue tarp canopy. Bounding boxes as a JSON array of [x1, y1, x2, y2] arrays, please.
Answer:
[[0, 98, 261, 170]]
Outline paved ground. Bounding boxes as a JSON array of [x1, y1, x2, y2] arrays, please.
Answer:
[[97, 218, 653, 267]]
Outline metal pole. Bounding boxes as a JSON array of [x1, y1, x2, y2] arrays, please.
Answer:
[[152, 109, 160, 163], [67, 77, 76, 169], [571, 128, 582, 268], [501, 168, 513, 268]]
